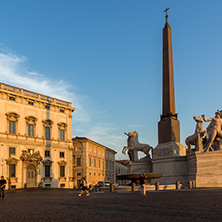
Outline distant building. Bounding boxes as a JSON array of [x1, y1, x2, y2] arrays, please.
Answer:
[[115, 160, 130, 185], [72, 137, 116, 188], [0, 82, 75, 189]]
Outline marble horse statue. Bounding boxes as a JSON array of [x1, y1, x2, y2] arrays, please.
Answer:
[[185, 116, 206, 152], [122, 131, 153, 161]]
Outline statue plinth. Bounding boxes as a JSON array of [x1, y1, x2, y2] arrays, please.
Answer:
[[187, 150, 222, 187], [128, 156, 152, 174]]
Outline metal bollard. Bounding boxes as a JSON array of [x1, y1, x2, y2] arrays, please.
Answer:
[[176, 181, 180, 190], [131, 182, 136, 192], [155, 182, 159, 191], [110, 184, 114, 192]]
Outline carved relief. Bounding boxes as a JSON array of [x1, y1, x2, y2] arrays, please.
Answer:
[[153, 148, 173, 157], [20, 150, 43, 163], [5, 157, 19, 165], [57, 122, 67, 130], [6, 112, 20, 121], [42, 158, 53, 165], [57, 160, 67, 166], [42, 119, 54, 127]]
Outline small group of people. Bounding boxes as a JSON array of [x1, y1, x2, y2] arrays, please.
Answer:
[[78, 176, 90, 197], [78, 174, 148, 196], [0, 176, 7, 200]]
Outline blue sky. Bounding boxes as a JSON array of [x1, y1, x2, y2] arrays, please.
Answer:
[[0, 1, 221, 159]]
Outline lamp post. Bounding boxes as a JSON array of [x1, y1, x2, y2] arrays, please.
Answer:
[[1, 157, 3, 175]]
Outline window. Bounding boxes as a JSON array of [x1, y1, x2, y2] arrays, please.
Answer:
[[45, 105, 50, 109], [28, 101, 34, 105], [94, 159, 96, 167], [28, 149, 34, 155], [9, 147, 16, 155], [89, 157, 92, 166], [45, 165, 50, 177], [45, 127, 50, 139], [89, 172, 91, 176], [9, 164, 16, 177], [103, 161, 104, 170], [60, 109, 64, 113], [60, 152, 65, 158], [60, 130, 65, 141], [106, 160, 108, 169], [45, 151, 50, 157], [99, 160, 101, 168], [77, 157, 81, 166], [60, 184, 65, 188], [77, 173, 81, 176], [60, 166, 65, 177], [57, 122, 66, 141], [9, 121, 15, 134], [9, 96, 15, 101], [28, 124, 34, 137]]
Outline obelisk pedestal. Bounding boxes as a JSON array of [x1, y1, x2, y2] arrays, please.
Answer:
[[152, 11, 187, 186]]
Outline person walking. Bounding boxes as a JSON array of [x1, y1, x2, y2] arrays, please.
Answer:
[[140, 173, 147, 196], [0, 176, 7, 200], [78, 176, 90, 197]]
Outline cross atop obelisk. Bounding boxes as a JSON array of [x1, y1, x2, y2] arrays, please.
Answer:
[[164, 7, 170, 24]]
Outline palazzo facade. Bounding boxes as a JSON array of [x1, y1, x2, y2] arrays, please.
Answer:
[[0, 83, 75, 189], [72, 137, 116, 188]]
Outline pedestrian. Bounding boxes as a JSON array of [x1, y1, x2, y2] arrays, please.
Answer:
[[0, 176, 7, 200], [78, 176, 90, 197], [140, 173, 147, 196]]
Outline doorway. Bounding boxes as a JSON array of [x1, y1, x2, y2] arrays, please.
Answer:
[[27, 165, 36, 187]]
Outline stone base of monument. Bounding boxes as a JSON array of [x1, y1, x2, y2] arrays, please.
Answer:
[[152, 142, 188, 186], [187, 149, 222, 187], [128, 156, 152, 174]]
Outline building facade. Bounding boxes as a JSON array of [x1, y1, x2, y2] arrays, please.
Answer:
[[72, 137, 116, 188], [115, 160, 130, 185], [0, 83, 75, 189]]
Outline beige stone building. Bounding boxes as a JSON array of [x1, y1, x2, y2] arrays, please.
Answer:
[[72, 137, 116, 188], [115, 160, 130, 185], [0, 83, 75, 189]]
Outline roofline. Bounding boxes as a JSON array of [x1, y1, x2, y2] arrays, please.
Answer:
[[0, 82, 75, 111], [72, 136, 117, 154]]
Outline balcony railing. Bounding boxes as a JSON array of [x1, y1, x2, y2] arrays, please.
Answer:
[[0, 83, 72, 107]]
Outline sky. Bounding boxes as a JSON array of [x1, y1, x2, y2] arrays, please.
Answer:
[[0, 0, 221, 159]]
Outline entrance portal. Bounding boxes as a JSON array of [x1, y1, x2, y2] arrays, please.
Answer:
[[27, 165, 36, 187]]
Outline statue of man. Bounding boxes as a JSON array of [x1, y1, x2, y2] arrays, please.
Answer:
[[202, 111, 222, 152]]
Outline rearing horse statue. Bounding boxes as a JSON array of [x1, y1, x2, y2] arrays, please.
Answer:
[[122, 131, 153, 161]]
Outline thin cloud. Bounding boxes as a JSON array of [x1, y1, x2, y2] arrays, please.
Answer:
[[0, 50, 90, 123], [0, 49, 124, 157]]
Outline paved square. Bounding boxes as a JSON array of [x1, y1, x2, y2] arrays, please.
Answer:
[[0, 188, 222, 222]]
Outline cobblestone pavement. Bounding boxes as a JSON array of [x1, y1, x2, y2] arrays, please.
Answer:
[[0, 188, 222, 222]]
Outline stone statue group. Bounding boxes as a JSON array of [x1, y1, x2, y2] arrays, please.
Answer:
[[185, 111, 222, 153], [122, 110, 222, 161]]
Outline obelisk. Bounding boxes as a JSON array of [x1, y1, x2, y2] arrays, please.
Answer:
[[158, 8, 180, 144], [153, 8, 186, 159]]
